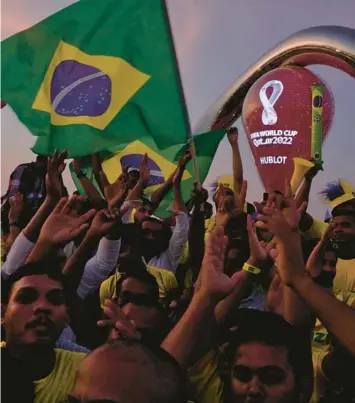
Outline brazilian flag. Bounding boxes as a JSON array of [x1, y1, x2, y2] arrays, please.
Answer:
[[1, 0, 190, 157], [70, 129, 226, 217]]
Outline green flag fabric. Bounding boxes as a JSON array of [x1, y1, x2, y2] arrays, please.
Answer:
[[70, 129, 226, 217], [1, 0, 189, 157]]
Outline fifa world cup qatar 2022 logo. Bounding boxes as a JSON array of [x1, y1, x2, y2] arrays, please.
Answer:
[[242, 66, 334, 192]]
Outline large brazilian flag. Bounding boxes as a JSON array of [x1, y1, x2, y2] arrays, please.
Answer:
[[1, 0, 190, 157]]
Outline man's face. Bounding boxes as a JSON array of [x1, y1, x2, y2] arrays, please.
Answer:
[[118, 278, 161, 331], [2, 275, 69, 346], [331, 215, 355, 247], [134, 204, 153, 224], [140, 220, 168, 255], [230, 342, 296, 403], [127, 170, 140, 190], [322, 250, 337, 273]]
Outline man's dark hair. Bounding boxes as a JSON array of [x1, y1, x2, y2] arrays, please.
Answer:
[[332, 206, 355, 220], [116, 263, 160, 301], [1, 260, 66, 304]]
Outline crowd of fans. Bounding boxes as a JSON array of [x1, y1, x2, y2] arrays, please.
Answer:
[[1, 128, 354, 403]]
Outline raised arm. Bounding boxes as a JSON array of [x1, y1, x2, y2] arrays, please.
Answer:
[[26, 196, 95, 264], [150, 172, 174, 211], [306, 224, 336, 293], [187, 184, 206, 280], [227, 127, 243, 195], [166, 156, 191, 271], [72, 158, 105, 209], [5, 193, 24, 252], [125, 154, 150, 202], [257, 183, 355, 355], [294, 167, 316, 209], [24, 150, 67, 242], [162, 226, 240, 368], [64, 208, 124, 294], [215, 214, 268, 326], [2, 152, 67, 276]]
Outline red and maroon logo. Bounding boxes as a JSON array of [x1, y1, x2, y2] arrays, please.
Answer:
[[242, 66, 334, 192]]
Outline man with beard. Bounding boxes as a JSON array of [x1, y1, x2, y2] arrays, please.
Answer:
[[300, 203, 355, 293], [329, 206, 355, 292], [298, 179, 355, 293], [1, 261, 86, 402]]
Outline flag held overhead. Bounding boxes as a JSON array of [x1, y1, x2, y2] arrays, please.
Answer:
[[32, 41, 151, 130], [2, 0, 189, 157]]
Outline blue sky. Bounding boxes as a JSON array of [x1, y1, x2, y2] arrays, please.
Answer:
[[2, 0, 355, 218]]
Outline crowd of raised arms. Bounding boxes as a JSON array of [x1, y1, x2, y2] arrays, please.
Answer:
[[1, 128, 355, 403]]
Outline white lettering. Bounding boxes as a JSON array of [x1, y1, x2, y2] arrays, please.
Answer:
[[250, 129, 298, 139], [260, 156, 287, 164]]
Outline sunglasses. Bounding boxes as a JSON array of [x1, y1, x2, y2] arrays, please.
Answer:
[[137, 206, 153, 215], [119, 291, 160, 308], [141, 228, 164, 238], [322, 259, 337, 268], [233, 365, 286, 386]]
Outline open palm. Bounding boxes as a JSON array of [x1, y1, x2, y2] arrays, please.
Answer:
[[40, 197, 95, 245], [197, 226, 240, 301]]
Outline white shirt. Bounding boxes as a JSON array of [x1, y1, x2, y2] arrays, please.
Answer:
[[147, 211, 189, 273]]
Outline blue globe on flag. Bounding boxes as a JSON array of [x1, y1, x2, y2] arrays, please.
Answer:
[[120, 154, 165, 186]]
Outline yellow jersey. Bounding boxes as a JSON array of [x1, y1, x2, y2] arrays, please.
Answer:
[[303, 219, 355, 292], [1, 344, 85, 403], [99, 265, 178, 307], [187, 349, 223, 403]]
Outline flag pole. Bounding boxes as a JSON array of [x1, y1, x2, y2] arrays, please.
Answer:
[[162, 0, 201, 187]]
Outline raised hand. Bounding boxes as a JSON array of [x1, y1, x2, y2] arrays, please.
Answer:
[[306, 224, 335, 279], [172, 150, 192, 190], [46, 149, 68, 201], [246, 214, 267, 265], [97, 299, 141, 341], [304, 163, 321, 181], [227, 127, 239, 147], [256, 205, 306, 286], [191, 182, 208, 205], [256, 181, 306, 235], [87, 208, 127, 239], [8, 193, 24, 222], [178, 148, 192, 168], [281, 180, 306, 229], [214, 185, 232, 227], [233, 180, 247, 214], [265, 273, 284, 315], [93, 153, 129, 208], [139, 153, 150, 184], [39, 196, 95, 246], [195, 226, 240, 302]]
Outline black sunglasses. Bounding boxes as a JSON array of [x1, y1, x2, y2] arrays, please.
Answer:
[[233, 365, 286, 386]]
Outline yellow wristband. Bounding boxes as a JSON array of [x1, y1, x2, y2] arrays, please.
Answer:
[[242, 263, 261, 275]]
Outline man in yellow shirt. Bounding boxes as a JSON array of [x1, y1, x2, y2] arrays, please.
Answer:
[[301, 205, 355, 293], [1, 260, 86, 402], [100, 266, 174, 345]]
